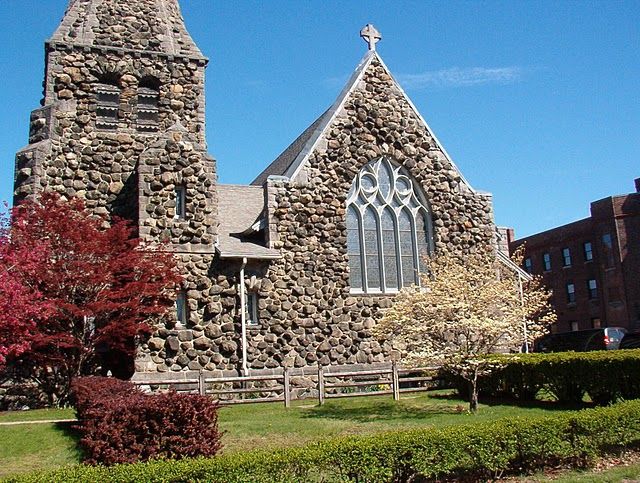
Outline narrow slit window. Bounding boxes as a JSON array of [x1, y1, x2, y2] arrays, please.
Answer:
[[246, 292, 259, 326], [176, 290, 188, 327], [96, 83, 120, 130], [175, 186, 186, 219]]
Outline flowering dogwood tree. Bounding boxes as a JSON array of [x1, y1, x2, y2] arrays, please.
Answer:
[[0, 194, 181, 405], [374, 249, 555, 412]]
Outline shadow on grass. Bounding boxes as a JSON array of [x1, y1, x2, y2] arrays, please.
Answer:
[[54, 420, 84, 461], [301, 400, 465, 423], [429, 391, 593, 412]]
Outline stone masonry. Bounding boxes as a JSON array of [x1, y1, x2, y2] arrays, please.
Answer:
[[14, 1, 498, 377]]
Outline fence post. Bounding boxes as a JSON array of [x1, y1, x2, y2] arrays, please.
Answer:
[[391, 361, 400, 401], [198, 370, 206, 396], [283, 367, 291, 408], [318, 366, 325, 406]]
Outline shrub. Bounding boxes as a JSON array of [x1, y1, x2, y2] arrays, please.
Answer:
[[445, 350, 640, 405], [70, 377, 222, 465], [11, 400, 640, 482]]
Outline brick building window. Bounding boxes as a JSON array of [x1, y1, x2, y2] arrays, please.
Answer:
[[543, 252, 551, 271], [583, 242, 593, 261], [587, 279, 598, 299], [95, 83, 120, 130], [591, 317, 601, 329], [602, 233, 615, 267], [524, 257, 533, 274], [570, 321, 579, 332], [346, 157, 434, 293], [562, 248, 572, 267], [566, 283, 576, 304]]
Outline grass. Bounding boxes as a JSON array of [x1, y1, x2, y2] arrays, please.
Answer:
[[524, 460, 640, 482], [0, 391, 589, 479]]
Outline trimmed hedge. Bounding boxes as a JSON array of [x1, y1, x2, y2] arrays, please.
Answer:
[[445, 349, 640, 405], [70, 377, 222, 465], [10, 400, 640, 482]]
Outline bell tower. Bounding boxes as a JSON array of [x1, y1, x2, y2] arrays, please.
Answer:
[[14, 0, 217, 248]]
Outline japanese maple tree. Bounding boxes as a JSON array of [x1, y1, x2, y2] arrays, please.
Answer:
[[0, 193, 181, 405]]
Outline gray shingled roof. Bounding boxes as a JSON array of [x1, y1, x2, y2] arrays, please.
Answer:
[[216, 184, 280, 260], [251, 111, 329, 186], [250, 49, 478, 194], [250, 51, 377, 186]]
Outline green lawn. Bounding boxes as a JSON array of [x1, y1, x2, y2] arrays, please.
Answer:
[[0, 391, 585, 479], [528, 460, 640, 482]]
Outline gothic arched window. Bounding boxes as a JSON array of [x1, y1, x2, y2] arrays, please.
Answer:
[[346, 157, 434, 293]]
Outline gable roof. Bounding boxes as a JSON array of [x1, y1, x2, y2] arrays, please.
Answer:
[[251, 50, 476, 193]]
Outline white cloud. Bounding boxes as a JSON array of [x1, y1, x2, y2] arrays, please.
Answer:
[[397, 66, 524, 89]]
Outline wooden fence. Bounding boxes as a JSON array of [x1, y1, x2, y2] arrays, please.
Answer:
[[131, 363, 440, 408]]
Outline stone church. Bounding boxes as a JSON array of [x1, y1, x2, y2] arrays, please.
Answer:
[[14, 0, 498, 377]]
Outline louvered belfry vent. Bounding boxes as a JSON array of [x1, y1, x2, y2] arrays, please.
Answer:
[[137, 86, 159, 132], [95, 84, 120, 130]]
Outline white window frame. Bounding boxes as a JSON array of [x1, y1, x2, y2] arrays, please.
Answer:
[[346, 157, 434, 294]]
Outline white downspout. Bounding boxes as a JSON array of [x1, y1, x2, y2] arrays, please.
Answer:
[[239, 257, 249, 376], [519, 273, 529, 353]]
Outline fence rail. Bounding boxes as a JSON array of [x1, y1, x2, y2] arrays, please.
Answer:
[[131, 364, 440, 408]]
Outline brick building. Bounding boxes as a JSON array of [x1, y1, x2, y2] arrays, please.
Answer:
[[510, 178, 640, 332]]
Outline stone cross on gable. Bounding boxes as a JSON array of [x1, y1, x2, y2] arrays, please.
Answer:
[[360, 24, 381, 51]]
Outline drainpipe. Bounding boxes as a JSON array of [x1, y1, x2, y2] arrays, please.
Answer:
[[519, 273, 529, 353], [239, 257, 249, 376]]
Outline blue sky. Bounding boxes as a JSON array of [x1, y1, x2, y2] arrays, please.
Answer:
[[0, 1, 638, 238]]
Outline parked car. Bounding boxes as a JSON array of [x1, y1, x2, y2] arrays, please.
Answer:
[[534, 327, 627, 353], [619, 331, 640, 350]]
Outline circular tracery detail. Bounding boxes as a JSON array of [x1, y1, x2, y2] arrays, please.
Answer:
[[346, 157, 434, 293]]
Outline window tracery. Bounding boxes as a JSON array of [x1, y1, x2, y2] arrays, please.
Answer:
[[346, 157, 434, 293]]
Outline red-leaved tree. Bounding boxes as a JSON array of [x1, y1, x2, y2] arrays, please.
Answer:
[[0, 193, 181, 405]]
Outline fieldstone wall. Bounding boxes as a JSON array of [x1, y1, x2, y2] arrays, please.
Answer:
[[233, 56, 496, 370], [14, 0, 497, 377], [14, 0, 220, 373], [14, 41, 212, 234]]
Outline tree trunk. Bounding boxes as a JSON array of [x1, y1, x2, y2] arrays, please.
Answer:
[[468, 379, 479, 413]]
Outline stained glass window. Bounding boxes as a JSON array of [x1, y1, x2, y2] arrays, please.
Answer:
[[346, 157, 434, 293]]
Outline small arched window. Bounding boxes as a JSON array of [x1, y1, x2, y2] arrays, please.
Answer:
[[95, 81, 120, 130], [137, 78, 160, 132], [346, 157, 434, 293]]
